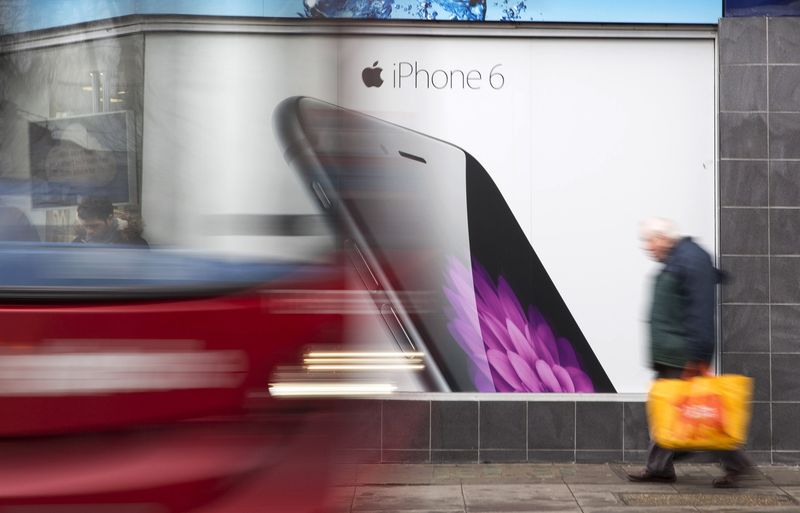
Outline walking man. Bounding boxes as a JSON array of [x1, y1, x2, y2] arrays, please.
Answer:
[[627, 217, 751, 488]]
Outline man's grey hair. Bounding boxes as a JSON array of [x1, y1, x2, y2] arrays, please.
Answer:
[[640, 217, 679, 241]]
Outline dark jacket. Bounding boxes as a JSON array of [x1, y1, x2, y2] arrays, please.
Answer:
[[649, 237, 719, 369]]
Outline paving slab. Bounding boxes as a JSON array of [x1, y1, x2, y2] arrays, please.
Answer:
[[462, 484, 577, 512], [559, 464, 627, 485], [569, 483, 677, 494], [354, 511, 464, 513], [694, 508, 800, 512], [566, 490, 622, 508], [581, 508, 699, 513], [322, 487, 356, 513], [781, 486, 800, 501], [762, 466, 800, 486], [329, 463, 800, 512], [352, 485, 463, 511], [618, 491, 796, 507]]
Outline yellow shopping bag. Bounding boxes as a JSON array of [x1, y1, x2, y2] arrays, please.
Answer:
[[647, 374, 753, 451]]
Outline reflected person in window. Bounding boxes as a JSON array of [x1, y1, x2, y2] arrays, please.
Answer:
[[73, 196, 148, 247]]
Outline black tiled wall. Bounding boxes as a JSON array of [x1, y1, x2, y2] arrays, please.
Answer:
[[342, 400, 648, 464], [720, 16, 800, 464]]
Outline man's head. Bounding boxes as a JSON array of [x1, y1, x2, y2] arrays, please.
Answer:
[[77, 196, 114, 242], [640, 217, 679, 262]]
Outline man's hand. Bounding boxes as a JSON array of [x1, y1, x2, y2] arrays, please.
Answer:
[[682, 361, 710, 379]]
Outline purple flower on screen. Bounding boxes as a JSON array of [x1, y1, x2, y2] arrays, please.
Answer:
[[443, 256, 594, 393]]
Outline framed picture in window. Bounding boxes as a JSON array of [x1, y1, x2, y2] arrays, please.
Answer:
[[28, 110, 136, 208]]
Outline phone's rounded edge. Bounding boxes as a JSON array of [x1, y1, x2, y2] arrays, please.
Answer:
[[271, 96, 307, 162], [271, 96, 453, 393]]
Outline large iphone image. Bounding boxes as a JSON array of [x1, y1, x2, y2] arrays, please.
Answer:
[[274, 97, 615, 393]]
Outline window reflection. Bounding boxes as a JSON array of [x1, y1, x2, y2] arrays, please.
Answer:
[[0, 35, 143, 243]]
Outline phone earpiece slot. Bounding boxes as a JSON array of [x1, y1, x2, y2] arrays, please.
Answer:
[[398, 151, 426, 164]]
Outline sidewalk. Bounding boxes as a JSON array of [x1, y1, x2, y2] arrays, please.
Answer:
[[324, 463, 800, 512]]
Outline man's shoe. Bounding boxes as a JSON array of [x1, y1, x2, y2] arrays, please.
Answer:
[[712, 473, 740, 488], [626, 470, 677, 483]]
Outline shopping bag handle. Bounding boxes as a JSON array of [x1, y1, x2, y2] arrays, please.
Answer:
[[682, 361, 711, 380]]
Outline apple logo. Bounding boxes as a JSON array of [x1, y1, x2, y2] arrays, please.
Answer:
[[362, 61, 384, 88]]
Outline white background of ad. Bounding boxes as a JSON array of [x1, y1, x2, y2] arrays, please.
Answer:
[[144, 32, 715, 393], [337, 36, 716, 393]]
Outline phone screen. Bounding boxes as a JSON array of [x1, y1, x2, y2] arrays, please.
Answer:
[[285, 97, 614, 393]]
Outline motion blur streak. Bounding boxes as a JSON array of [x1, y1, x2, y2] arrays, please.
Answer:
[[268, 382, 397, 396], [304, 351, 425, 370], [0, 350, 245, 395]]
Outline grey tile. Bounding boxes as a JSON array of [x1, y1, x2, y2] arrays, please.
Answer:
[[746, 402, 771, 451], [773, 452, 800, 465], [771, 257, 800, 303], [623, 402, 649, 451], [772, 354, 800, 401], [575, 451, 623, 464], [355, 463, 434, 484], [479, 401, 526, 450], [720, 160, 768, 207], [528, 401, 575, 450], [720, 353, 770, 402], [528, 450, 575, 463], [431, 401, 478, 450], [746, 450, 773, 464], [721, 208, 768, 255], [721, 65, 767, 111], [382, 400, 430, 450], [478, 449, 528, 463], [771, 209, 800, 254], [772, 305, 800, 352], [770, 113, 800, 159], [770, 160, 800, 207], [720, 112, 768, 159], [335, 449, 382, 464], [769, 17, 800, 64], [720, 18, 767, 64], [352, 484, 462, 511], [576, 403, 622, 450], [341, 400, 382, 449], [431, 449, 478, 463], [721, 257, 769, 303], [770, 65, 800, 112], [721, 305, 770, 352], [381, 449, 430, 463]]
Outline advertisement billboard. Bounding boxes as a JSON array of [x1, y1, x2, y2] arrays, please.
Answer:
[[143, 30, 716, 393]]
